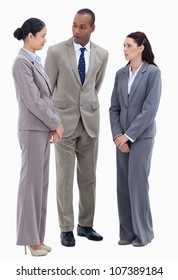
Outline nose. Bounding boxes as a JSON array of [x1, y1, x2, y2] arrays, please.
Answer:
[[73, 26, 80, 35]]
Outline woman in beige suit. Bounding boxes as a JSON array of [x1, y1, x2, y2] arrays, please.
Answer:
[[12, 18, 64, 256]]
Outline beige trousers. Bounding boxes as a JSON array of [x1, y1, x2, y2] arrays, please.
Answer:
[[55, 119, 98, 232]]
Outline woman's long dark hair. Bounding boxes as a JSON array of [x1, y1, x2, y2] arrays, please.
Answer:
[[127, 31, 157, 66]]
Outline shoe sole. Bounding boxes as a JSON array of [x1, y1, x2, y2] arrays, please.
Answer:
[[61, 242, 75, 247], [118, 241, 132, 245], [77, 232, 103, 241]]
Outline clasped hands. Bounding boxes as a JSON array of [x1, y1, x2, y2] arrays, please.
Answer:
[[49, 123, 64, 144], [114, 134, 130, 153]]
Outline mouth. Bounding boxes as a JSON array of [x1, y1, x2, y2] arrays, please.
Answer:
[[73, 36, 81, 41], [74, 35, 80, 39]]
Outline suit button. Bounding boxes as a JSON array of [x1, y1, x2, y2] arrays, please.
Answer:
[[80, 90, 83, 93]]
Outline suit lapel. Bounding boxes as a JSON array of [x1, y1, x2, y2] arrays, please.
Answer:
[[67, 41, 81, 84], [129, 62, 147, 101], [129, 71, 143, 101], [83, 43, 96, 86], [66, 40, 96, 86], [33, 61, 52, 92], [121, 67, 129, 106]]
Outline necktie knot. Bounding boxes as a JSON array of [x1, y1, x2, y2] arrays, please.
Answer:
[[80, 47, 86, 54], [78, 48, 86, 85]]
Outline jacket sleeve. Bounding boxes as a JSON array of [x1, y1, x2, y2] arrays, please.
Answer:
[[95, 50, 109, 94], [109, 72, 123, 139]]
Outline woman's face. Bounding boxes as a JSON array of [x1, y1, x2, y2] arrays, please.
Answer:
[[123, 37, 143, 62], [26, 26, 47, 52]]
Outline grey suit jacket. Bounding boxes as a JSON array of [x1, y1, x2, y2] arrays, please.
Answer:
[[109, 61, 162, 141], [44, 38, 109, 138], [12, 48, 61, 131]]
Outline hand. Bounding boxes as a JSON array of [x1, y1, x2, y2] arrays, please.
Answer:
[[119, 143, 130, 153], [49, 131, 60, 144], [56, 123, 64, 140], [114, 134, 130, 153]]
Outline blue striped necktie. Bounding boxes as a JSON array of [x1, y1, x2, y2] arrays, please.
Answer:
[[78, 47, 86, 85]]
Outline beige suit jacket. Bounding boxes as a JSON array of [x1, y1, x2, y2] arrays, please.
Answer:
[[44, 38, 108, 138], [12, 48, 61, 131]]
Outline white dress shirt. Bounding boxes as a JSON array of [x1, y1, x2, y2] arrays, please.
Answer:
[[73, 41, 90, 74]]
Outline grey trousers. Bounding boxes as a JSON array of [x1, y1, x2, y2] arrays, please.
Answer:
[[55, 119, 98, 232], [16, 130, 50, 245], [116, 138, 154, 245]]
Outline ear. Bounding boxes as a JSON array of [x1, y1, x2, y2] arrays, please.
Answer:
[[28, 32, 34, 40], [91, 24, 95, 33], [140, 44, 144, 52]]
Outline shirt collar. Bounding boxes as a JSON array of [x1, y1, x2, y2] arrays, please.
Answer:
[[22, 48, 41, 64], [73, 41, 90, 53], [129, 62, 144, 78]]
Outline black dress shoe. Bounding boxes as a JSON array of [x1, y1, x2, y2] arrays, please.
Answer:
[[60, 231, 75, 247], [77, 225, 103, 241]]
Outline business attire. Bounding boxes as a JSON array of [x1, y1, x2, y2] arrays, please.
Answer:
[[44, 38, 108, 243], [109, 61, 162, 246], [12, 48, 61, 246]]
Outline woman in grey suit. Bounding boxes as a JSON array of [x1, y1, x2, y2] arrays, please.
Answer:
[[12, 18, 64, 256], [109, 32, 162, 246]]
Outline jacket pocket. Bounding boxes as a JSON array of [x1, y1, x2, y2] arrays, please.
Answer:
[[91, 102, 100, 110], [53, 101, 68, 109]]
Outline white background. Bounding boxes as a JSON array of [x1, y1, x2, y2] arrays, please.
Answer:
[[0, 0, 178, 278]]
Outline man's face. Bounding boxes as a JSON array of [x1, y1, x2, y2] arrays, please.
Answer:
[[72, 13, 95, 46]]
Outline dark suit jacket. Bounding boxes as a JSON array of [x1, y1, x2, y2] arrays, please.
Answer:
[[109, 61, 162, 141]]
